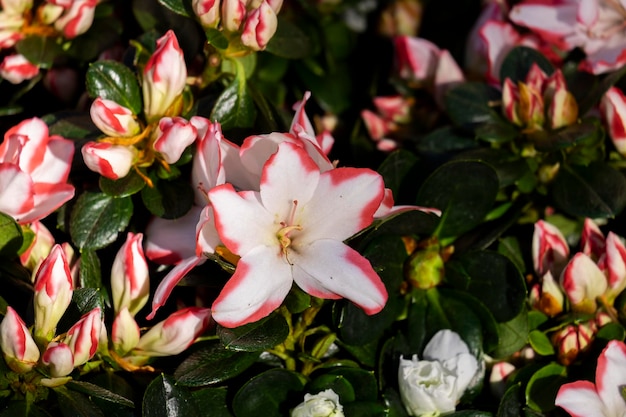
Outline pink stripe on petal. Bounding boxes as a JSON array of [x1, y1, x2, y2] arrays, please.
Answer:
[[596, 340, 626, 416], [555, 381, 606, 417]]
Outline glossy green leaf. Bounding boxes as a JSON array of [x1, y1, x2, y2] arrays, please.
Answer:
[[217, 312, 289, 351], [552, 162, 626, 218], [528, 330, 555, 356], [205, 28, 229, 50], [211, 60, 256, 130], [447, 250, 526, 322], [579, 62, 626, 114], [525, 363, 567, 412], [86, 61, 142, 115], [191, 388, 233, 417], [67, 381, 134, 409], [416, 161, 499, 238], [70, 192, 133, 250], [307, 374, 356, 403], [58, 288, 104, 333], [444, 82, 501, 131], [377, 149, 419, 200], [499, 46, 554, 84], [416, 126, 480, 155], [294, 61, 352, 113], [55, 386, 105, 417], [232, 368, 304, 417], [143, 374, 199, 417], [497, 236, 525, 274], [141, 177, 194, 219], [0, 212, 22, 258], [497, 383, 523, 417], [78, 249, 109, 306], [99, 171, 146, 198], [475, 120, 519, 144], [265, 19, 313, 59], [530, 120, 600, 152], [492, 308, 529, 359], [157, 0, 190, 16], [596, 322, 626, 342], [15, 36, 62, 69], [174, 341, 258, 386], [0, 401, 47, 417], [325, 368, 378, 402], [284, 285, 311, 314], [382, 388, 409, 417]]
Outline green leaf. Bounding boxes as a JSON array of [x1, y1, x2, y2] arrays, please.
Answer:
[[497, 383, 523, 417], [416, 126, 480, 155], [416, 161, 499, 238], [528, 330, 555, 356], [15, 36, 62, 69], [205, 28, 229, 50], [54, 386, 105, 417], [217, 312, 289, 352], [497, 237, 525, 274], [492, 308, 529, 359], [157, 0, 190, 16], [324, 368, 378, 402], [211, 60, 256, 130], [294, 61, 352, 113], [232, 369, 304, 417], [596, 322, 626, 342], [191, 388, 233, 417], [579, 62, 626, 114], [0, 401, 47, 417], [143, 374, 199, 417], [174, 341, 258, 386], [265, 19, 313, 59], [447, 251, 527, 322], [58, 288, 104, 333], [284, 285, 311, 314], [475, 120, 519, 144], [382, 388, 409, 417], [377, 150, 419, 200], [86, 61, 142, 115], [525, 363, 567, 412], [78, 249, 109, 306], [141, 177, 194, 219], [530, 120, 600, 152], [99, 171, 146, 198], [444, 82, 501, 131], [552, 162, 626, 218], [499, 46, 554, 84], [70, 192, 133, 250], [0, 213, 22, 258], [307, 374, 356, 404], [67, 381, 134, 409]]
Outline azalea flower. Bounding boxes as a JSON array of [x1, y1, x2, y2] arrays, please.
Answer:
[[291, 389, 344, 417], [207, 141, 388, 327], [555, 339, 626, 417]]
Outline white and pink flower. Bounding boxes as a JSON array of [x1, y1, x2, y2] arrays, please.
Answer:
[[0, 54, 39, 84]]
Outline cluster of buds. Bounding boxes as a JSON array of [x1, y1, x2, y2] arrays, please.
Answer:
[[81, 30, 194, 184], [0, 0, 98, 83], [501, 63, 578, 132], [551, 314, 611, 366], [531, 218, 626, 316], [0, 246, 101, 386], [361, 95, 414, 152], [105, 233, 211, 370], [192, 0, 282, 52]]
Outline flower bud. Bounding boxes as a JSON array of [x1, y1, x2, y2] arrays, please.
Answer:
[[361, 109, 393, 142], [64, 308, 101, 367], [241, 1, 278, 51], [517, 82, 545, 131], [0, 307, 40, 373], [221, 0, 246, 32], [489, 361, 515, 399], [373, 95, 412, 123], [54, 0, 98, 39], [19, 220, 55, 273], [532, 220, 570, 277], [604, 232, 626, 301], [42, 342, 74, 377], [601, 87, 626, 156], [111, 232, 150, 316], [142, 30, 187, 121], [552, 322, 596, 366], [291, 389, 344, 417], [581, 218, 605, 260], [532, 271, 564, 317], [0, 54, 39, 84], [112, 307, 140, 356], [81, 141, 136, 180], [33, 245, 73, 342], [502, 79, 522, 126], [560, 252, 607, 314], [133, 307, 211, 357], [153, 117, 198, 164], [90, 98, 141, 138], [193, 0, 220, 28], [404, 247, 444, 290], [545, 71, 578, 129]]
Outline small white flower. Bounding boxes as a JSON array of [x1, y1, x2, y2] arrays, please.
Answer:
[[291, 389, 344, 417], [398, 329, 482, 416]]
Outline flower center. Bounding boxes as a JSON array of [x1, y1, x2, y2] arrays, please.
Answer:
[[276, 200, 303, 264], [587, 0, 626, 39]]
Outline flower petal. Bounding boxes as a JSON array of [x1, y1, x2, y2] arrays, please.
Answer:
[[555, 380, 607, 417], [292, 239, 387, 315], [211, 245, 293, 327], [596, 340, 626, 417]]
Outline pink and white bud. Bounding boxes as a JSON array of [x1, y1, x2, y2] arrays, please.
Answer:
[[517, 82, 544, 131], [0, 307, 40, 373], [81, 141, 135, 180], [601, 87, 626, 156], [524, 64, 548, 92], [19, 220, 55, 272], [561, 253, 607, 314], [111, 232, 149, 316], [532, 220, 570, 277], [545, 71, 578, 129], [39, 3, 64, 24], [489, 361, 516, 399], [42, 342, 74, 377], [54, 0, 97, 39], [241, 1, 278, 51], [134, 307, 211, 357], [64, 307, 101, 367], [581, 218, 605, 260], [33, 245, 73, 342], [90, 98, 141, 138], [605, 232, 626, 301], [532, 271, 564, 317], [0, 54, 39, 84], [142, 30, 187, 121], [502, 79, 522, 126], [111, 307, 140, 356], [552, 321, 596, 366], [361, 109, 394, 142], [221, 0, 246, 32], [153, 117, 198, 165], [191, 117, 226, 205], [373, 95, 412, 123], [193, 0, 220, 28], [394, 36, 438, 81]]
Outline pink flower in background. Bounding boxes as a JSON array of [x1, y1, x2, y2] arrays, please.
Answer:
[[0, 117, 75, 224], [555, 340, 626, 416], [207, 142, 388, 327], [0, 54, 39, 84]]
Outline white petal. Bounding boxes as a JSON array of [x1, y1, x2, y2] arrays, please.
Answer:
[[596, 340, 626, 417], [555, 381, 608, 417], [424, 329, 471, 361]]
